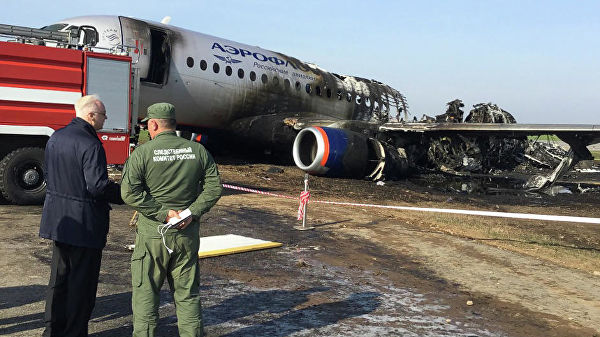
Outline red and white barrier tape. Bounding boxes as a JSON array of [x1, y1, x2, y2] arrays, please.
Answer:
[[222, 183, 297, 200], [222, 183, 600, 224], [297, 191, 310, 220]]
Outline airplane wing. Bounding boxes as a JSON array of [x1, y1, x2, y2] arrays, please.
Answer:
[[380, 122, 600, 139], [379, 122, 600, 159], [284, 116, 381, 133]]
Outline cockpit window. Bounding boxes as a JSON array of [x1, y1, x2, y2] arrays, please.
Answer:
[[41, 23, 68, 32]]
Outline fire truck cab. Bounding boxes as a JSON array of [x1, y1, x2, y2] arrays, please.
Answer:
[[0, 24, 138, 204]]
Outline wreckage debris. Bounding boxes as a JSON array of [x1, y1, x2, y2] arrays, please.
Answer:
[[423, 101, 525, 174], [464, 102, 517, 124], [436, 99, 465, 123], [412, 101, 597, 194]]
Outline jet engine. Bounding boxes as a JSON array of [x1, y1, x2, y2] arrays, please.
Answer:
[[292, 126, 409, 180]]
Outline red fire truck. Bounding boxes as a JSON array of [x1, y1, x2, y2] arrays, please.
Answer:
[[0, 24, 139, 204]]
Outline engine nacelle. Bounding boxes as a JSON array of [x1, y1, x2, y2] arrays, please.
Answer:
[[293, 126, 398, 179]]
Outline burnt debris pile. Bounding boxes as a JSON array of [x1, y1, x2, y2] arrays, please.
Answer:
[[423, 101, 526, 175]]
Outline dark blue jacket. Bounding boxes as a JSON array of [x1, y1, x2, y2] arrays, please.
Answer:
[[39, 117, 123, 249]]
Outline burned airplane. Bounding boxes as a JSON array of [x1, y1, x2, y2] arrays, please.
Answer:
[[10, 16, 600, 191]]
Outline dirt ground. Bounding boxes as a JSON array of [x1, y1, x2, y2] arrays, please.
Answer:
[[1, 161, 599, 336]]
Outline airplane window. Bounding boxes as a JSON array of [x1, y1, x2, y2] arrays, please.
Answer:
[[295, 81, 301, 90], [356, 95, 362, 105], [365, 97, 371, 108], [346, 93, 352, 102], [261, 74, 268, 84], [213, 63, 220, 73], [326, 88, 332, 98], [200, 60, 207, 71], [316, 86, 321, 96], [305, 84, 312, 94], [186, 57, 194, 68], [284, 79, 291, 89], [337, 90, 343, 100], [225, 66, 232, 76], [250, 71, 256, 81], [238, 68, 244, 79]]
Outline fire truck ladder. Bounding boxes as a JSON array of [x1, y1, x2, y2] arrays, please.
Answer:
[[0, 23, 77, 45]]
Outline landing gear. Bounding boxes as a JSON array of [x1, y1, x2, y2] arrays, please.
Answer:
[[0, 147, 46, 205]]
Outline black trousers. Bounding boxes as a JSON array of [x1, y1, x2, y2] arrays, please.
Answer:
[[43, 241, 102, 337]]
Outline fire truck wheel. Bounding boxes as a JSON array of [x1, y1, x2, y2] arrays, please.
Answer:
[[0, 147, 46, 205]]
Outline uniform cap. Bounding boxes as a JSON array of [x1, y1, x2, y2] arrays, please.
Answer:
[[141, 103, 176, 122]]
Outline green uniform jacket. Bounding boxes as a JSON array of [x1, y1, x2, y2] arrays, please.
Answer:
[[121, 131, 222, 237]]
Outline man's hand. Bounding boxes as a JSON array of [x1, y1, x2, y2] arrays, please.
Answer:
[[165, 210, 180, 223], [165, 209, 192, 230], [175, 210, 192, 230]]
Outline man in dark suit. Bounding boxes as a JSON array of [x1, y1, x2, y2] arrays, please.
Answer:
[[39, 94, 123, 337]]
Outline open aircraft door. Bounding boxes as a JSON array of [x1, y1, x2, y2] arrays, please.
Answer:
[[119, 16, 151, 79]]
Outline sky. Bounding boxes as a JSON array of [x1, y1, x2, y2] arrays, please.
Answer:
[[2, 0, 598, 123]]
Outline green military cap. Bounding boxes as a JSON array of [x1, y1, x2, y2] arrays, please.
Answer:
[[140, 103, 176, 122]]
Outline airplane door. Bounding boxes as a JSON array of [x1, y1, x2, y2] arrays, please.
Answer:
[[119, 17, 151, 79]]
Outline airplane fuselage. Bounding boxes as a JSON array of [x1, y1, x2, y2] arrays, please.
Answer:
[[47, 15, 600, 185], [51, 15, 407, 130]]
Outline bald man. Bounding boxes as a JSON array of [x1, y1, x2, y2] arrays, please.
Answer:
[[40, 94, 123, 337]]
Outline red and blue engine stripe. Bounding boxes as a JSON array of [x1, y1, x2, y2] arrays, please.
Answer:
[[313, 127, 348, 176]]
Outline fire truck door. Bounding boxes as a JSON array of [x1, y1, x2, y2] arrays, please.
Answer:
[[119, 16, 151, 79]]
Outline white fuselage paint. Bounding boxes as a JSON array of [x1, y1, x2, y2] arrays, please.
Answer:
[[52, 15, 380, 129]]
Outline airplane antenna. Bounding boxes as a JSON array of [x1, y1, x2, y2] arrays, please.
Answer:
[[161, 16, 172, 25]]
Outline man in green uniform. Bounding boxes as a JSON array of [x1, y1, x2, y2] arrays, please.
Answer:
[[121, 103, 222, 337]]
